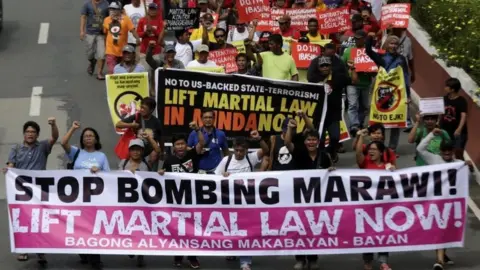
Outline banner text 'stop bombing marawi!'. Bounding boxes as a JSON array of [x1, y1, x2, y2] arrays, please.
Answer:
[[8, 162, 467, 206], [155, 69, 327, 137]]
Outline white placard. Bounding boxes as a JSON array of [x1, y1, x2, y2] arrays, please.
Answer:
[[419, 97, 445, 115]]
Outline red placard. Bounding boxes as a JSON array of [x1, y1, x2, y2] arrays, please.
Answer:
[[380, 3, 411, 30], [208, 48, 239, 73], [291, 42, 321, 68], [350, 48, 385, 73], [256, 8, 317, 32], [317, 7, 351, 34], [236, 0, 270, 22]]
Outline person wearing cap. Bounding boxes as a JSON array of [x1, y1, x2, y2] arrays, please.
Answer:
[[190, 13, 217, 44], [146, 42, 185, 70], [123, 0, 145, 49], [257, 34, 298, 81], [339, 13, 365, 54], [137, 2, 166, 74], [310, 55, 353, 163], [306, 18, 327, 43], [113, 44, 146, 73], [256, 31, 272, 52], [341, 29, 376, 136], [158, 123, 205, 269], [197, 0, 214, 18], [186, 44, 218, 68], [103, 1, 141, 74], [80, 0, 110, 80], [275, 14, 301, 40]]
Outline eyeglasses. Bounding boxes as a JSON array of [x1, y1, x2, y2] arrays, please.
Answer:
[[215, 34, 225, 38], [319, 64, 331, 67]]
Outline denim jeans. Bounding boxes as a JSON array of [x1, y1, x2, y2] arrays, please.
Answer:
[[320, 121, 341, 157], [240, 256, 252, 266], [346, 85, 370, 130], [388, 128, 400, 151]]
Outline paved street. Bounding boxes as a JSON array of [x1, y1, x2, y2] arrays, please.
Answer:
[[1, 0, 480, 269]]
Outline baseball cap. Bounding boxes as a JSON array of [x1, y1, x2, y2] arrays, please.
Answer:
[[259, 31, 272, 42], [148, 2, 158, 9], [352, 13, 363, 22], [165, 44, 176, 53], [129, 139, 145, 149], [318, 56, 332, 66], [197, 44, 209, 53], [278, 15, 291, 23], [109, 2, 122, 9], [198, 0, 209, 4], [354, 29, 367, 39], [122, 45, 135, 53], [203, 13, 214, 22]]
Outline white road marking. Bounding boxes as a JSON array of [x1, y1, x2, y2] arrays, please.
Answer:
[[37, 23, 50, 44], [29, 86, 43, 116]]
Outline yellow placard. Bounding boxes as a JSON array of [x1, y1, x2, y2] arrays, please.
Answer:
[[231, 40, 246, 54], [310, 39, 333, 48], [369, 66, 408, 128], [105, 72, 149, 134], [186, 66, 225, 73]]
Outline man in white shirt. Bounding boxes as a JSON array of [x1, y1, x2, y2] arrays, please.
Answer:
[[186, 44, 218, 68], [123, 0, 145, 48], [227, 20, 259, 44]]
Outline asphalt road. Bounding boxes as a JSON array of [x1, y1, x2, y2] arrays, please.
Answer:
[[1, 0, 480, 269]]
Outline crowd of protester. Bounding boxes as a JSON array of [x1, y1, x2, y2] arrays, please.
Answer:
[[1, 0, 475, 270]]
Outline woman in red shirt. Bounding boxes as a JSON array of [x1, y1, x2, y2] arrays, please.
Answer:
[[355, 130, 395, 270]]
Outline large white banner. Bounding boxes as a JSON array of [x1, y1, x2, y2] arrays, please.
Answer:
[[6, 162, 468, 255]]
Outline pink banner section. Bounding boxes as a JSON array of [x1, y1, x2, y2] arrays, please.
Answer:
[[10, 198, 465, 255]]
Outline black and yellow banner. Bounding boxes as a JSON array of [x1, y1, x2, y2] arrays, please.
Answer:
[[156, 69, 327, 137]]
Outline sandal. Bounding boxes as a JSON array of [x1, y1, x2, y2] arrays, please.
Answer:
[[96, 74, 105, 80], [17, 253, 28, 261], [87, 60, 95, 75]]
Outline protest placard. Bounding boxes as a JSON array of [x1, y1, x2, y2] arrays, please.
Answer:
[[166, 8, 200, 31], [155, 69, 327, 137], [236, 0, 270, 22], [256, 8, 317, 32], [208, 48, 239, 74], [350, 48, 382, 73], [381, 3, 411, 30], [419, 97, 445, 116], [6, 162, 468, 255], [291, 42, 321, 69], [317, 7, 351, 34], [105, 73, 149, 134], [369, 66, 408, 128]]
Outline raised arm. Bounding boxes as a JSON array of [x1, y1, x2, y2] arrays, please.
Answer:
[[284, 119, 297, 153], [61, 121, 81, 154], [47, 117, 59, 147], [189, 121, 205, 154], [297, 110, 314, 131], [355, 129, 367, 167], [365, 35, 384, 67], [407, 112, 421, 144], [250, 130, 269, 159], [416, 128, 444, 164]]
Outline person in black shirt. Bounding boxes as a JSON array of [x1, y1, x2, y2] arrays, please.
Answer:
[[307, 55, 352, 163], [202, 25, 235, 51], [158, 121, 204, 269], [284, 118, 333, 270], [439, 78, 468, 160], [268, 111, 315, 171], [116, 97, 164, 168]]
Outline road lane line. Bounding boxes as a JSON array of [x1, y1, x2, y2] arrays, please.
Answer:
[[37, 23, 50, 44], [29, 87, 43, 116], [468, 197, 480, 221]]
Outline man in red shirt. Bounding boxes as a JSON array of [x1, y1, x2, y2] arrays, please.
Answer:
[[274, 15, 301, 40], [137, 3, 165, 73]]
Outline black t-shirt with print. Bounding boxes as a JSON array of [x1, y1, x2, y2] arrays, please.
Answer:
[[163, 148, 201, 173], [440, 95, 468, 137], [292, 138, 332, 170], [271, 134, 303, 171]]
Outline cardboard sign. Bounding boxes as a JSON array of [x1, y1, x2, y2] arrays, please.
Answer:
[[208, 48, 239, 73], [236, 0, 270, 22], [350, 48, 380, 72], [317, 7, 351, 34], [166, 8, 200, 31], [256, 8, 317, 32], [381, 3, 411, 30], [419, 97, 445, 116], [291, 42, 321, 69]]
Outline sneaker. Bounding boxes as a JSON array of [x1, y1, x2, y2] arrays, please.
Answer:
[[380, 263, 392, 270], [433, 263, 444, 270], [173, 259, 182, 267], [189, 258, 200, 269], [293, 261, 305, 270], [240, 263, 251, 270], [308, 261, 319, 270], [444, 255, 454, 265]]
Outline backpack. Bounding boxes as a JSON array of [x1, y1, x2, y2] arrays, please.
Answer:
[[66, 149, 81, 170], [173, 41, 195, 60], [121, 158, 152, 171], [224, 154, 253, 172]]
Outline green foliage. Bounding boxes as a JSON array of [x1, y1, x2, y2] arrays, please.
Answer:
[[411, 0, 480, 85]]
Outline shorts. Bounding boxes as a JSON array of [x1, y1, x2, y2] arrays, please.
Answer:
[[106, 54, 122, 74], [453, 133, 468, 149], [85, 34, 105, 60]]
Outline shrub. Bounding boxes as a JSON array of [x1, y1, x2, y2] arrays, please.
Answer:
[[410, 0, 480, 85]]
